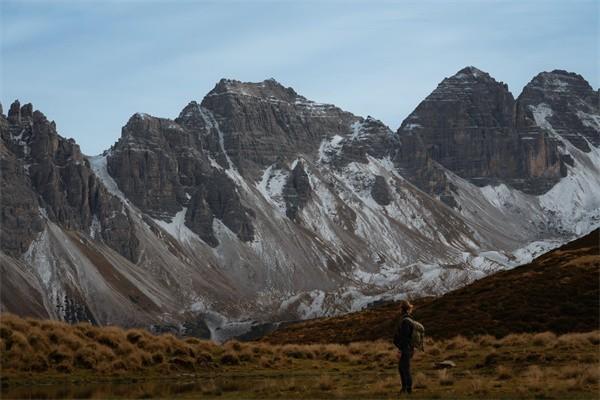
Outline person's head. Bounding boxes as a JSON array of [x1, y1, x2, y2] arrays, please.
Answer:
[[400, 300, 413, 314]]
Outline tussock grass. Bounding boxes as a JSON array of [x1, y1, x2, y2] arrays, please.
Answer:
[[438, 369, 454, 386], [1, 314, 599, 399]]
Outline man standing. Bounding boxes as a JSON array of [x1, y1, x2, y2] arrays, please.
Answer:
[[393, 300, 415, 394]]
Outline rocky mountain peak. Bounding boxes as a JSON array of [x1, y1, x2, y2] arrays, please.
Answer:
[[426, 66, 512, 105], [528, 70, 592, 93], [119, 112, 180, 147], [517, 69, 599, 151], [176, 101, 210, 131], [8, 100, 21, 122], [7, 100, 39, 123], [198, 78, 359, 177], [205, 78, 299, 104], [454, 65, 489, 79], [394, 66, 568, 196]]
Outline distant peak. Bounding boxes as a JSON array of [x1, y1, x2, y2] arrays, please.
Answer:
[[457, 66, 485, 75], [206, 78, 298, 102], [177, 100, 207, 122], [452, 66, 492, 81], [263, 77, 282, 85], [525, 69, 592, 93], [533, 69, 587, 83], [125, 112, 155, 125]]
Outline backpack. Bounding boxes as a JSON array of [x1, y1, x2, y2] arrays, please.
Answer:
[[404, 316, 425, 351]]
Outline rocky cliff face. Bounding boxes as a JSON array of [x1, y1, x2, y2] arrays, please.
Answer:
[[106, 109, 254, 246], [1, 67, 598, 339], [1, 101, 139, 262], [200, 78, 360, 178], [395, 66, 566, 197]]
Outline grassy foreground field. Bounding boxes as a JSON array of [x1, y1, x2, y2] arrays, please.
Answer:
[[1, 314, 599, 399]]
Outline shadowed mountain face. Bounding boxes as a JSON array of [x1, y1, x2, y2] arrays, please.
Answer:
[[394, 67, 589, 198], [1, 67, 598, 340], [261, 229, 600, 344]]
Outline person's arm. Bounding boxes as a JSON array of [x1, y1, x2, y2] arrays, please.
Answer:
[[393, 320, 402, 350]]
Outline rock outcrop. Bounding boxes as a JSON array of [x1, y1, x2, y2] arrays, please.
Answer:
[[107, 108, 254, 246], [0, 101, 139, 261], [283, 161, 312, 221]]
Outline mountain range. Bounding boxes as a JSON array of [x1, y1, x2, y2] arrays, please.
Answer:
[[1, 66, 598, 341]]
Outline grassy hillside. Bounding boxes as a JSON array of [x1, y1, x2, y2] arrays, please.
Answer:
[[1, 314, 599, 398], [263, 229, 599, 344]]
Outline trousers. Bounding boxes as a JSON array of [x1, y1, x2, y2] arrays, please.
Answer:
[[398, 349, 413, 392]]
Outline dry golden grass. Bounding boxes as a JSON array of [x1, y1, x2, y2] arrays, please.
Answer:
[[496, 365, 512, 380], [1, 314, 600, 399], [532, 331, 557, 346], [438, 369, 454, 386]]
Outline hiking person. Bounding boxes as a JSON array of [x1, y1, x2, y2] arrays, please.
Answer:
[[393, 300, 424, 394]]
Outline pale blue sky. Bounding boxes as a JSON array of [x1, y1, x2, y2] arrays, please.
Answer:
[[1, 0, 598, 155]]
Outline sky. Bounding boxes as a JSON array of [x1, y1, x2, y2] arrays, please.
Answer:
[[1, 0, 598, 155]]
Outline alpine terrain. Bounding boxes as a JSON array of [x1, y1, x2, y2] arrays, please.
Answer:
[[1, 67, 598, 341]]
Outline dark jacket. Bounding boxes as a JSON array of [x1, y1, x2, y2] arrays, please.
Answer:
[[393, 313, 414, 352]]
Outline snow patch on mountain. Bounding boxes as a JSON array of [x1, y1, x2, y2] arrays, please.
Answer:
[[257, 165, 289, 215], [153, 208, 200, 244], [529, 103, 556, 135], [318, 135, 344, 163], [88, 153, 128, 203], [538, 144, 600, 235], [577, 111, 600, 131]]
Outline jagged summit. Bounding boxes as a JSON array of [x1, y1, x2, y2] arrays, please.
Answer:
[[528, 69, 592, 91], [426, 66, 511, 103], [205, 77, 299, 103], [454, 65, 489, 79]]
